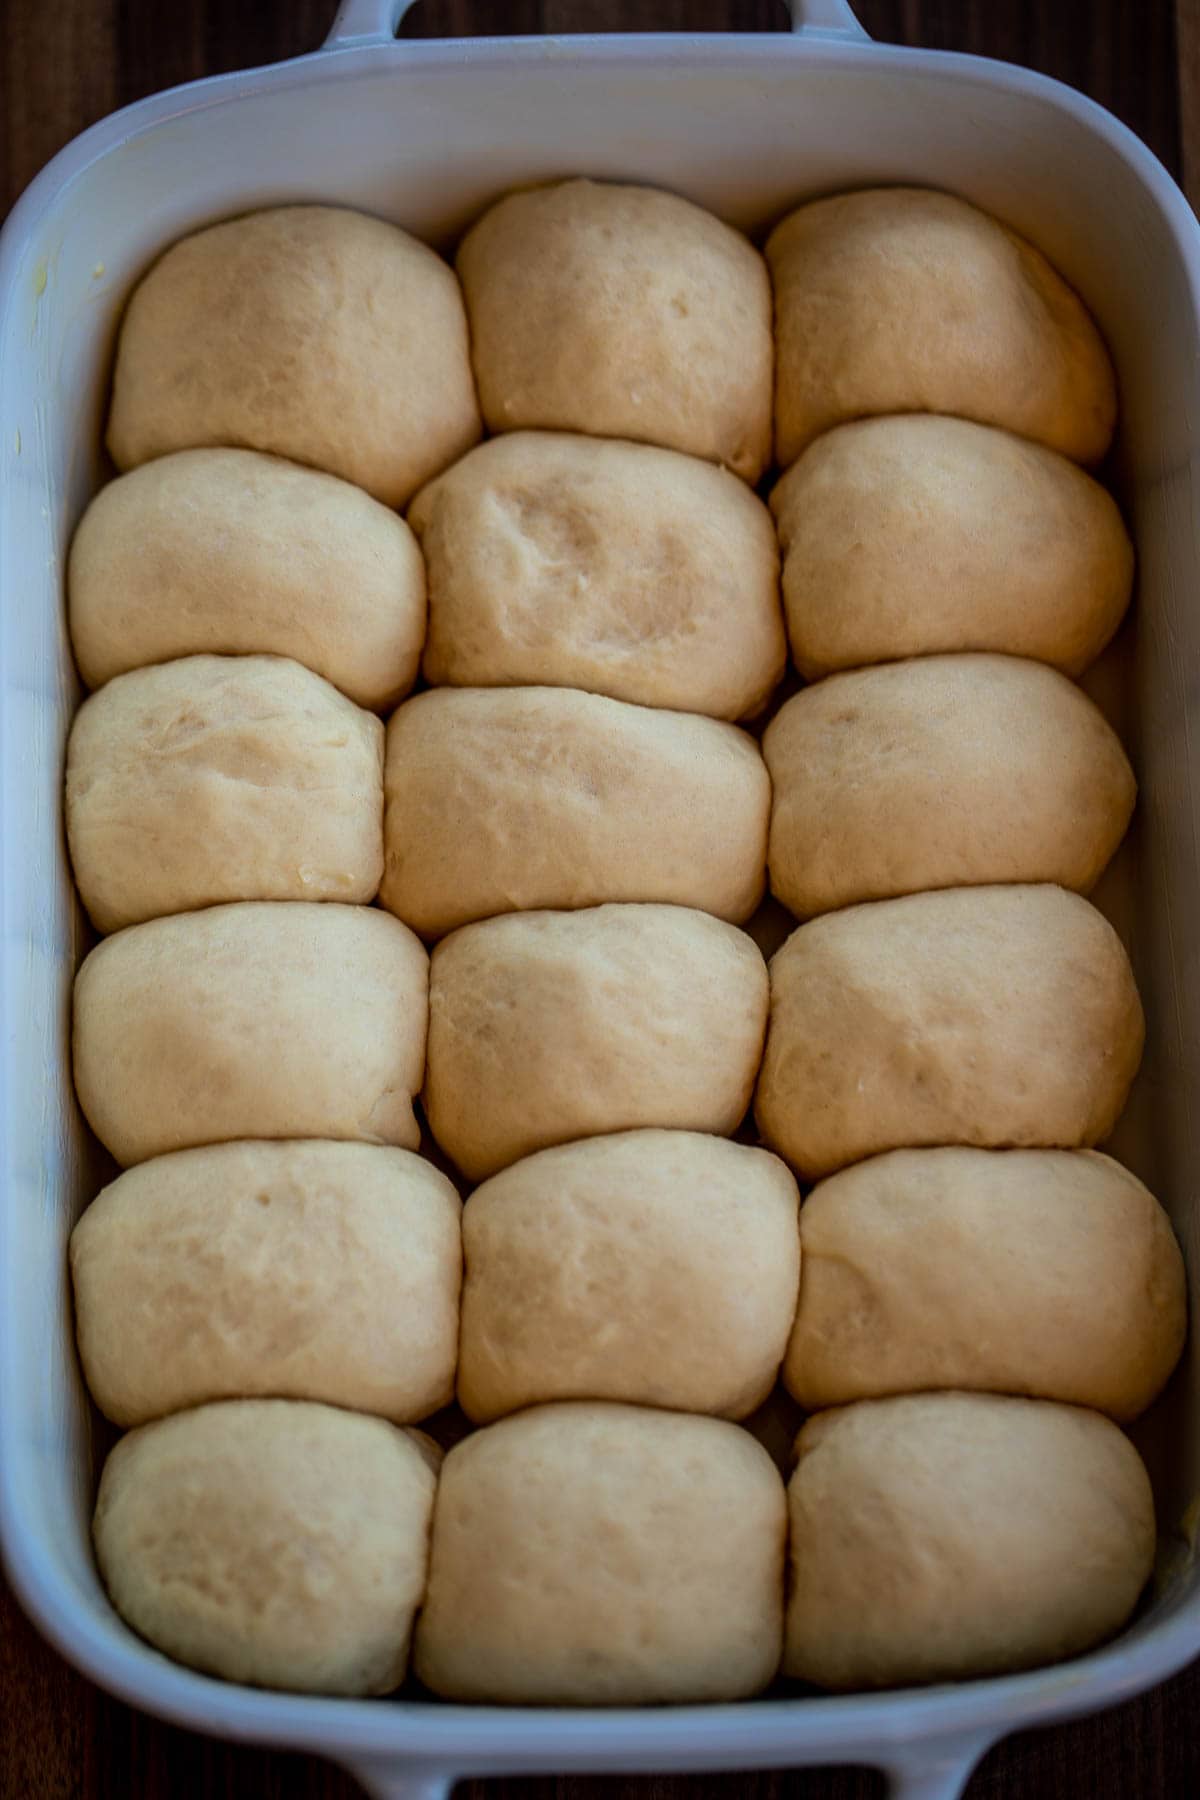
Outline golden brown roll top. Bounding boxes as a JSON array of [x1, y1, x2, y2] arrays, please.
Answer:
[[458, 1130, 800, 1422], [771, 415, 1133, 679], [414, 1402, 786, 1704], [93, 1400, 439, 1695], [66, 655, 384, 933], [69, 448, 427, 709], [785, 1147, 1184, 1421], [784, 1393, 1155, 1690], [763, 654, 1135, 917], [755, 884, 1144, 1180], [767, 187, 1116, 467], [425, 904, 767, 1180], [73, 901, 429, 1166], [107, 204, 481, 507], [457, 179, 773, 481], [71, 1141, 462, 1427], [380, 686, 770, 938], [410, 430, 784, 718]]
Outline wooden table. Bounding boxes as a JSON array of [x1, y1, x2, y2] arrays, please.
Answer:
[[3, 2, 1200, 1795]]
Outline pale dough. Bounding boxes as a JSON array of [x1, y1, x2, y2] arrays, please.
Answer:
[[409, 431, 783, 718], [93, 1399, 439, 1694], [763, 653, 1135, 916], [755, 885, 1144, 1179], [69, 448, 427, 709], [107, 204, 481, 507], [66, 654, 384, 933], [767, 187, 1116, 467], [784, 1392, 1155, 1689], [425, 905, 768, 1179], [413, 1402, 785, 1704], [771, 415, 1133, 679], [73, 901, 428, 1166], [457, 179, 772, 480], [458, 1129, 800, 1422], [786, 1146, 1184, 1421], [71, 1140, 461, 1426], [381, 687, 769, 938]]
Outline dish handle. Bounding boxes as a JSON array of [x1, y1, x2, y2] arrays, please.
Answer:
[[324, 0, 868, 47], [337, 1761, 456, 1800], [337, 1730, 995, 1800], [882, 1730, 996, 1800]]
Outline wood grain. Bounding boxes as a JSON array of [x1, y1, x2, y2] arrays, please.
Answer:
[[1, 3, 1198, 1797], [1179, 0, 1200, 202]]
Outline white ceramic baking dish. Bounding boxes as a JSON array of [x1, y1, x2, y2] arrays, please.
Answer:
[[4, 2, 1200, 1794]]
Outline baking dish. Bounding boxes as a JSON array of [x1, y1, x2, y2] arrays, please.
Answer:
[[3, 1, 1200, 1793]]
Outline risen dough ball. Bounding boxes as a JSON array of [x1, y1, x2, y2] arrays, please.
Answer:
[[93, 1399, 438, 1695], [786, 1147, 1184, 1421], [381, 688, 768, 938], [755, 885, 1144, 1180], [66, 655, 384, 933], [457, 180, 772, 480], [410, 431, 783, 718], [107, 205, 481, 506], [764, 654, 1134, 917], [414, 1402, 784, 1703], [73, 902, 428, 1166], [68, 449, 426, 708], [771, 416, 1133, 679], [71, 1140, 461, 1426], [784, 1393, 1155, 1689], [767, 188, 1116, 467], [459, 1130, 799, 1422], [426, 905, 767, 1179]]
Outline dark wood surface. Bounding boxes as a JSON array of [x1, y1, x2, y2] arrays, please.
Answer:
[[2, 2, 1199, 1795]]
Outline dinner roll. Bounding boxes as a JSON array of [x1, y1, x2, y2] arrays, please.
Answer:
[[71, 1141, 461, 1427], [69, 449, 426, 708], [381, 688, 768, 937], [94, 1400, 438, 1694], [767, 187, 1116, 467], [107, 204, 480, 506], [410, 431, 783, 718], [786, 1147, 1184, 1421], [457, 179, 772, 481], [771, 416, 1134, 679], [764, 654, 1134, 917], [73, 902, 428, 1166], [755, 885, 1143, 1180], [426, 906, 767, 1179], [459, 1130, 800, 1423], [66, 656, 384, 933], [784, 1393, 1155, 1689], [413, 1402, 784, 1703]]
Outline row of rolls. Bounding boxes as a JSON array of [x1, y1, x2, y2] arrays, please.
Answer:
[[96, 1388, 1158, 1703], [77, 1127, 1183, 1450], [82, 1131, 1180, 1699], [73, 884, 1147, 1208], [66, 176, 1174, 1704], [67, 427, 1133, 937]]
